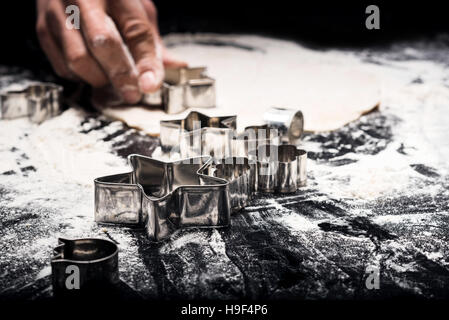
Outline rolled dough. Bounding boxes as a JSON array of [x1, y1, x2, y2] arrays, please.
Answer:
[[94, 34, 381, 134]]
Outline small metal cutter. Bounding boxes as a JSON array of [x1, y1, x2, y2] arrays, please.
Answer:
[[142, 66, 216, 114], [202, 157, 255, 211], [253, 144, 307, 193], [95, 154, 251, 241], [51, 238, 119, 295], [232, 124, 281, 158], [0, 82, 62, 123], [159, 109, 304, 158], [263, 107, 304, 145], [160, 111, 237, 159]]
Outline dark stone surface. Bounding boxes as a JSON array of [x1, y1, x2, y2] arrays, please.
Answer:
[[1, 38, 449, 301]]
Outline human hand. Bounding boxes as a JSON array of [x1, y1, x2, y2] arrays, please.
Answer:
[[36, 0, 187, 103]]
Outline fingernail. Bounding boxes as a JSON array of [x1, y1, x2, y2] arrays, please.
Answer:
[[138, 71, 157, 93], [120, 86, 141, 104]]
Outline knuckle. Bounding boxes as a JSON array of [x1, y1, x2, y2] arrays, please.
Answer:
[[86, 30, 118, 49], [122, 19, 154, 46], [66, 49, 89, 71]]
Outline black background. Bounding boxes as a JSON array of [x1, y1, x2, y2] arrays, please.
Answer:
[[1, 1, 449, 71], [154, 0, 449, 43]]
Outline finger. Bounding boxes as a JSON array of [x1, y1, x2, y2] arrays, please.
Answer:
[[140, 0, 158, 25], [46, 0, 109, 87], [140, 0, 188, 68], [109, 0, 164, 93], [76, 0, 142, 103], [161, 46, 188, 68], [36, 0, 73, 79]]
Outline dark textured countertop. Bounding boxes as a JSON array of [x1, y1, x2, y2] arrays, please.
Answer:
[[1, 36, 449, 301]]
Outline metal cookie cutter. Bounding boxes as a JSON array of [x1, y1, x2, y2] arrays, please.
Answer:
[[263, 107, 304, 145], [0, 82, 62, 123], [233, 124, 281, 158], [51, 238, 119, 295], [160, 111, 237, 159], [255, 144, 307, 193], [95, 154, 251, 241], [142, 66, 215, 114], [231, 125, 281, 192], [201, 157, 255, 211]]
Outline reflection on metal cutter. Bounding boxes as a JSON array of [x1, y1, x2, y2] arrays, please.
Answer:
[[159, 108, 305, 161], [95, 154, 251, 241], [233, 124, 282, 158], [203, 157, 256, 211], [160, 111, 237, 158], [263, 107, 304, 145], [0, 82, 62, 123], [51, 238, 119, 295], [142, 66, 216, 114], [94, 147, 307, 241], [253, 144, 308, 193]]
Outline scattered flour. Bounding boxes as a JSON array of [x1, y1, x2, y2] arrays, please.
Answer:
[[1, 34, 449, 297]]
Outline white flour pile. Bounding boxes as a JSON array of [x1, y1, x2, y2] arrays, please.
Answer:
[[100, 34, 381, 133]]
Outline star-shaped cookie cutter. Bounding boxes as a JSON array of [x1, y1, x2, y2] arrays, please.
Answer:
[[160, 111, 237, 159], [0, 82, 62, 123], [95, 154, 251, 241], [142, 66, 216, 114]]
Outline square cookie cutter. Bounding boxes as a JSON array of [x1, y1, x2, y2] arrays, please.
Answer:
[[142, 66, 215, 114], [0, 82, 62, 123]]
